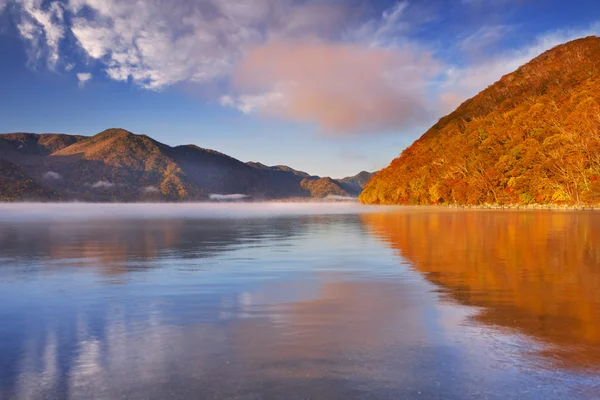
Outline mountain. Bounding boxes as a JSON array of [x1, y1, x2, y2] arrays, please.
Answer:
[[300, 177, 349, 198], [245, 163, 373, 196], [360, 36, 600, 206], [0, 133, 85, 156], [0, 128, 365, 202], [336, 171, 375, 196], [246, 162, 318, 179], [0, 160, 60, 201]]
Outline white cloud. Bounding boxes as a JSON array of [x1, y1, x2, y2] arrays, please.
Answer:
[[142, 186, 159, 193], [220, 91, 285, 115], [6, 0, 600, 135], [65, 0, 345, 89], [91, 180, 114, 189], [459, 25, 512, 54], [15, 0, 65, 67], [325, 195, 358, 201], [43, 171, 61, 180], [76, 72, 92, 87], [10, 0, 348, 89], [349, 1, 410, 48], [209, 194, 250, 201]]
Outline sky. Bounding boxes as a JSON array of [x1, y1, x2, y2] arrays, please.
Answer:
[[0, 0, 599, 178]]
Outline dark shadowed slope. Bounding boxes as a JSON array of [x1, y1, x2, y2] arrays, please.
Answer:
[[336, 171, 374, 196], [360, 37, 600, 206], [0, 160, 59, 201], [0, 133, 86, 156]]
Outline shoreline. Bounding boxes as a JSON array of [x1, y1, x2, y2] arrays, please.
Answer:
[[359, 203, 599, 211]]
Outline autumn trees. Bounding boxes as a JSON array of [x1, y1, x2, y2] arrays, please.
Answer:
[[360, 37, 600, 206]]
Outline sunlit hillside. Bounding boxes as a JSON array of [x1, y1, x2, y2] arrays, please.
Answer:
[[361, 37, 600, 206], [0, 129, 368, 201]]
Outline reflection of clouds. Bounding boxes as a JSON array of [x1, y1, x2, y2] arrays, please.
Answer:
[[12, 276, 442, 398], [17, 333, 58, 399], [69, 339, 107, 398], [9, 272, 598, 398]]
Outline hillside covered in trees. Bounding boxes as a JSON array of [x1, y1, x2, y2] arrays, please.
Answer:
[[0, 129, 370, 202], [360, 37, 600, 206]]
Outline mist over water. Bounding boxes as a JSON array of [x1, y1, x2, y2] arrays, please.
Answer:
[[0, 205, 599, 399], [0, 202, 383, 222]]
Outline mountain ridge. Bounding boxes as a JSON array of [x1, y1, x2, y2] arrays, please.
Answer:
[[0, 128, 372, 202]]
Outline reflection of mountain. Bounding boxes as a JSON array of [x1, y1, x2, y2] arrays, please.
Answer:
[[0, 216, 328, 275], [362, 210, 600, 370]]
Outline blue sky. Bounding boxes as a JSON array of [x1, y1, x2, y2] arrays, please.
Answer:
[[0, 0, 599, 178]]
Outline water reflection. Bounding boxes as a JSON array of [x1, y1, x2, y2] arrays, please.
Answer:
[[0, 217, 317, 275], [1, 209, 599, 399], [362, 210, 600, 371]]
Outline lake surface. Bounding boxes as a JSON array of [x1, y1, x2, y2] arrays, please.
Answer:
[[0, 204, 599, 399]]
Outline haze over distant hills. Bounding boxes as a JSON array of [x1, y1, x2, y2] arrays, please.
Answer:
[[361, 37, 600, 206], [0, 129, 373, 202]]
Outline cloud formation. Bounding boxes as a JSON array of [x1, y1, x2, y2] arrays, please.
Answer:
[[15, 0, 65, 68], [142, 186, 160, 193], [209, 194, 250, 201], [76, 72, 91, 87], [225, 40, 439, 134], [53, 0, 346, 89], [91, 180, 114, 189], [3, 0, 600, 135], [43, 171, 61, 180]]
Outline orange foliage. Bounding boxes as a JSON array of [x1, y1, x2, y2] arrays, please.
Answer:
[[361, 37, 600, 205]]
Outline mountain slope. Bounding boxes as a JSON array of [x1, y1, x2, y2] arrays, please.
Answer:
[[300, 177, 349, 198], [0, 133, 85, 156], [0, 128, 360, 201], [0, 160, 59, 201], [336, 171, 374, 196], [247, 162, 316, 178], [360, 36, 600, 206]]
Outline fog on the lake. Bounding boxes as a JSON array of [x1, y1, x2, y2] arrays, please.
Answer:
[[0, 202, 384, 222]]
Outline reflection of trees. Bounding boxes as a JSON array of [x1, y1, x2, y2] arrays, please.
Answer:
[[362, 210, 600, 370]]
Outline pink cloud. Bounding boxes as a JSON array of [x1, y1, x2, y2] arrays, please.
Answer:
[[226, 39, 440, 134]]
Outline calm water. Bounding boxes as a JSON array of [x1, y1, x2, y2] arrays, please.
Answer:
[[0, 204, 599, 399]]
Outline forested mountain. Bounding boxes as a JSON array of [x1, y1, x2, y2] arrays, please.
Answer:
[[337, 171, 375, 196], [245, 163, 373, 197], [0, 129, 368, 201], [360, 37, 600, 206]]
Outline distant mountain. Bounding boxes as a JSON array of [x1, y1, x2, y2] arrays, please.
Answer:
[[0, 128, 368, 202], [300, 177, 349, 198], [246, 162, 318, 179], [246, 163, 374, 197], [336, 171, 375, 196], [361, 37, 600, 206]]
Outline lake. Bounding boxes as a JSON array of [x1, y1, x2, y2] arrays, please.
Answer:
[[0, 204, 599, 399]]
